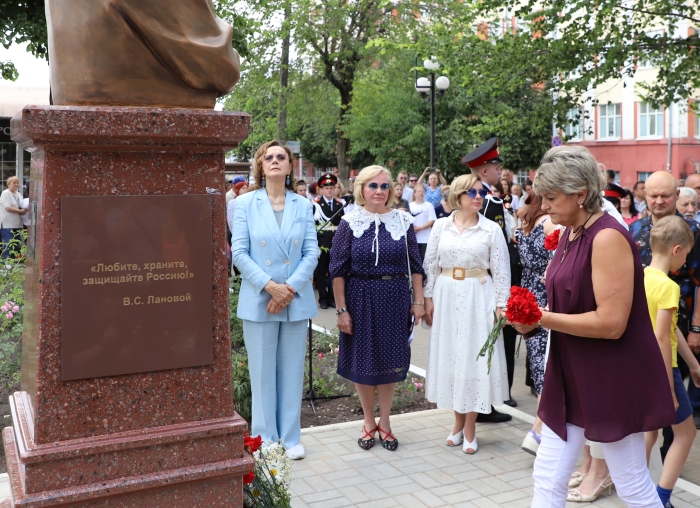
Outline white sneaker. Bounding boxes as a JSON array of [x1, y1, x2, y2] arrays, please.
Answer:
[[521, 430, 540, 456], [285, 443, 305, 460]]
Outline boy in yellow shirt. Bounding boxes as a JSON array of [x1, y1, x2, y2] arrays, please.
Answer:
[[644, 215, 700, 507]]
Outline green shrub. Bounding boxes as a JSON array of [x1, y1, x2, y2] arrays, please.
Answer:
[[229, 276, 245, 349], [232, 350, 252, 422], [0, 232, 27, 389]]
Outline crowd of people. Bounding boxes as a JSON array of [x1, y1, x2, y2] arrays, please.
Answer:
[[225, 137, 700, 507]]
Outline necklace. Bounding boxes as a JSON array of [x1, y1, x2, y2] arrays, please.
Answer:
[[560, 212, 595, 263], [454, 215, 476, 232], [268, 194, 285, 209]]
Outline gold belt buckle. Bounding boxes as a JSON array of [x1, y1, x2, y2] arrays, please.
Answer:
[[452, 267, 465, 280]]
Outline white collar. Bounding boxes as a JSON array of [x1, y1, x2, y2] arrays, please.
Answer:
[[342, 207, 415, 265]]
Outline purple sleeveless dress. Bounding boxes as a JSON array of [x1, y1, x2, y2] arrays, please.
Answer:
[[539, 213, 675, 443]]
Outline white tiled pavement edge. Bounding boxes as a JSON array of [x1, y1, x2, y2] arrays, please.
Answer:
[[0, 473, 9, 499]]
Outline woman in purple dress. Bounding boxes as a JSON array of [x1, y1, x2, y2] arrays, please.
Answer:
[[330, 165, 426, 452], [511, 146, 675, 507]]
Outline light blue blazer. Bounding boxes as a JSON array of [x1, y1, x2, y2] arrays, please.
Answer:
[[232, 189, 319, 322]]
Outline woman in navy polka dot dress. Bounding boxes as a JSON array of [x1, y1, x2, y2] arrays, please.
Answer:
[[330, 165, 426, 452]]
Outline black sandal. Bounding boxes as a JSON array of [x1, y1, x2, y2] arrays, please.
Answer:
[[357, 425, 377, 450], [377, 426, 398, 451]]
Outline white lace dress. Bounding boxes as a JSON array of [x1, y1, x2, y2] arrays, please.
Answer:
[[424, 214, 511, 413]]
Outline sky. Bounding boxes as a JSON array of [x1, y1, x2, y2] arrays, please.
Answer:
[[0, 43, 50, 88]]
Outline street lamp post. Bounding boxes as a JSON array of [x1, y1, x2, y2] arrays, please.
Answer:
[[415, 59, 450, 169]]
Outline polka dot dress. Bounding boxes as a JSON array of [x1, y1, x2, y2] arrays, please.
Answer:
[[329, 216, 425, 385]]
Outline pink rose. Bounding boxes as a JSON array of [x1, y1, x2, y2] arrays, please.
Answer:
[[318, 353, 323, 359], [12, 306, 19, 313], [5, 312, 13, 320], [0, 306, 6, 313]]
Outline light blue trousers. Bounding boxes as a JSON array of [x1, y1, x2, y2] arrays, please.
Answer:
[[242, 319, 308, 448]]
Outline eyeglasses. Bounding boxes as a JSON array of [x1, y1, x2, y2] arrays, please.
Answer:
[[263, 153, 288, 162], [409, 179, 418, 183], [464, 188, 489, 199], [366, 183, 391, 191]]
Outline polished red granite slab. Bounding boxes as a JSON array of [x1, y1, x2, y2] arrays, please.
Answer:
[[4, 106, 253, 507]]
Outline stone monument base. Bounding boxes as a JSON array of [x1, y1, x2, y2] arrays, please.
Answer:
[[4, 106, 253, 507], [1, 392, 252, 507]]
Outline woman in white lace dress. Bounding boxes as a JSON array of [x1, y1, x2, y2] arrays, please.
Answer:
[[424, 174, 511, 454]]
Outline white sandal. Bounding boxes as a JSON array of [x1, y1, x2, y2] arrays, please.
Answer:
[[446, 430, 463, 447], [462, 435, 478, 455]]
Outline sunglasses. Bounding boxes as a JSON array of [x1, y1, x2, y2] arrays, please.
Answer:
[[263, 153, 288, 162], [366, 183, 391, 191], [409, 179, 418, 183], [464, 188, 489, 199]]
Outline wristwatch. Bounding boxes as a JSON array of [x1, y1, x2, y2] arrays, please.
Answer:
[[690, 324, 700, 334], [336, 308, 347, 316]]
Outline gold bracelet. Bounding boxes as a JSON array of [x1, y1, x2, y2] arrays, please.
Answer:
[[412, 301, 424, 306]]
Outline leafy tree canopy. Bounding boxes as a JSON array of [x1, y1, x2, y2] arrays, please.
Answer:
[[480, 0, 700, 110]]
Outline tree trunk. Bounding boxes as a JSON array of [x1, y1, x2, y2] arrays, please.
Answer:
[[277, 4, 291, 143], [335, 88, 353, 183]]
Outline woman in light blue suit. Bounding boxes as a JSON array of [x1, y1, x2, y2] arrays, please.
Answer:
[[231, 140, 319, 460]]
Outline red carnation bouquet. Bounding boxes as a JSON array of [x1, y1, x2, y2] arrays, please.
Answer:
[[478, 286, 543, 373], [544, 230, 560, 251]]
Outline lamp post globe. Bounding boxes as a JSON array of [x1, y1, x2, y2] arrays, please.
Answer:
[[415, 77, 431, 93], [435, 76, 450, 91], [414, 59, 449, 169]]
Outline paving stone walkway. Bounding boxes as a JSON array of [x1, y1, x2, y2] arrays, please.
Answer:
[[290, 408, 700, 507], [300, 297, 700, 506]]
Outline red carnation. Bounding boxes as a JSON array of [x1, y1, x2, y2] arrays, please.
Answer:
[[505, 286, 542, 326], [244, 432, 263, 453], [544, 230, 560, 251], [243, 470, 255, 484]]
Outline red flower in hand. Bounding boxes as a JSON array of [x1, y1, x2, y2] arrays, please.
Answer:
[[505, 286, 542, 326], [243, 470, 255, 484], [544, 230, 560, 251], [244, 432, 263, 453]]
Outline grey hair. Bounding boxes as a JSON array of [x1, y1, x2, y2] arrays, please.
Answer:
[[679, 186, 698, 202], [533, 145, 603, 213]]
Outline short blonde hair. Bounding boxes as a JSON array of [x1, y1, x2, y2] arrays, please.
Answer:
[[411, 182, 426, 202], [533, 145, 603, 213], [6, 176, 19, 187], [448, 174, 480, 210], [353, 165, 395, 207], [650, 215, 694, 254]]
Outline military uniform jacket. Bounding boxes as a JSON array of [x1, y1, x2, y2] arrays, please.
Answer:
[[480, 184, 521, 285], [314, 197, 344, 247]]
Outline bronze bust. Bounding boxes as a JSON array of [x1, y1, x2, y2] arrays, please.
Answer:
[[46, 0, 241, 109]]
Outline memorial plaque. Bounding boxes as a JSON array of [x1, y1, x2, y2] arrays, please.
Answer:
[[61, 195, 213, 380]]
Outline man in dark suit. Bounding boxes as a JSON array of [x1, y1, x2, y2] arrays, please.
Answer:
[[462, 138, 518, 423], [313, 173, 345, 309]]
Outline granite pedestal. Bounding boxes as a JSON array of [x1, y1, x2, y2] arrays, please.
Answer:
[[3, 105, 253, 507]]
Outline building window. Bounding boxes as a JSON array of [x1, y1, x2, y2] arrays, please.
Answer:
[[565, 107, 583, 140], [639, 102, 664, 137], [637, 172, 653, 182], [598, 103, 621, 139], [0, 142, 17, 192], [695, 107, 700, 138]]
